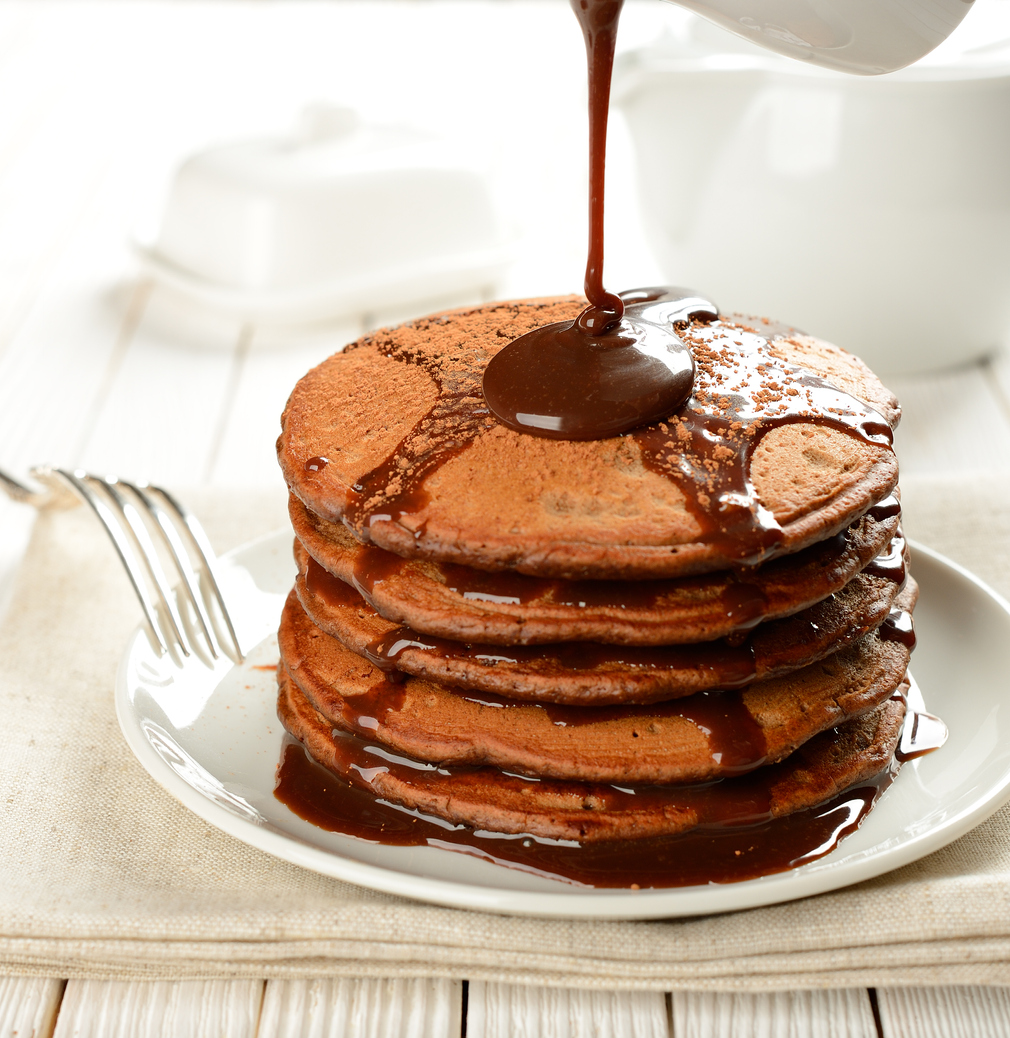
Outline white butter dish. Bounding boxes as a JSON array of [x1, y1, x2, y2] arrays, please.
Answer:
[[136, 107, 511, 324]]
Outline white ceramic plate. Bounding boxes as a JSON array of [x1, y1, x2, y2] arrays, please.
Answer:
[[116, 533, 1010, 919]]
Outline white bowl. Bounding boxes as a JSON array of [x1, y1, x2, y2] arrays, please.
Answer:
[[615, 5, 1010, 374], [137, 107, 512, 325]]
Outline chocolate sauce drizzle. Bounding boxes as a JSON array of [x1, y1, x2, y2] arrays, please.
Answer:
[[879, 607, 916, 649], [576, 0, 624, 333], [863, 524, 907, 583], [274, 734, 894, 888], [479, 0, 715, 441]]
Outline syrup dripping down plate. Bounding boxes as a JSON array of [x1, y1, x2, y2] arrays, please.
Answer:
[[115, 530, 1010, 919]]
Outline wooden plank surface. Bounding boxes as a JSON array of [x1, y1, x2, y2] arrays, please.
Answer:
[[877, 986, 1010, 1038], [257, 978, 461, 1038], [51, 980, 263, 1038], [10, 977, 1010, 1037], [670, 990, 878, 1038], [0, 975, 63, 1038], [466, 982, 669, 1038]]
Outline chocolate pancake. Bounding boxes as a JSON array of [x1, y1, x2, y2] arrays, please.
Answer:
[[294, 535, 911, 704], [278, 587, 914, 785], [290, 496, 901, 645], [278, 298, 899, 580], [277, 666, 905, 842]]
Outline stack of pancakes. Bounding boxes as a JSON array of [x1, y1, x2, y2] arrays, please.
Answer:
[[275, 296, 914, 847]]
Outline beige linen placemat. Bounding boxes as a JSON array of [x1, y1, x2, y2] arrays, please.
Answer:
[[1, 475, 1010, 989]]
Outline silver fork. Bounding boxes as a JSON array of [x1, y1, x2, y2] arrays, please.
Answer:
[[1, 466, 243, 666]]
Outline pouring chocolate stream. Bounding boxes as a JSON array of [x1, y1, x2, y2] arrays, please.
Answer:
[[482, 0, 708, 440]]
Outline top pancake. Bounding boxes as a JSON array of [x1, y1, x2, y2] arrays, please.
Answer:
[[278, 297, 900, 580]]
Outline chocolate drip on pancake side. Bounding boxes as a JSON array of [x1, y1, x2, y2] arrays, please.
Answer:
[[274, 734, 895, 888], [880, 607, 916, 649], [862, 527, 907, 584], [867, 494, 901, 523]]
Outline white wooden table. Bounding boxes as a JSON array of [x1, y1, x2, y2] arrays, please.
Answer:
[[2, 1, 1010, 1034]]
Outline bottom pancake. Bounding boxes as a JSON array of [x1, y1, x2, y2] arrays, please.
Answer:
[[277, 666, 905, 843], [274, 731, 899, 888]]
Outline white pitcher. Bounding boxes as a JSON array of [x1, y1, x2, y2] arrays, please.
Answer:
[[670, 0, 975, 74], [615, 5, 1010, 373]]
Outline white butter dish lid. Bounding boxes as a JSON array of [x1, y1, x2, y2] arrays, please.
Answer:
[[136, 106, 512, 324]]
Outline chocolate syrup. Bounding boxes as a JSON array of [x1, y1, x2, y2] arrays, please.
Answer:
[[481, 289, 707, 439], [896, 707, 947, 762], [879, 607, 916, 649], [862, 531, 907, 585], [867, 494, 901, 523], [274, 736, 892, 888], [480, 0, 710, 441]]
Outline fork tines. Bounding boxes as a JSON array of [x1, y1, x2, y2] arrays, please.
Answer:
[[47, 469, 244, 666]]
